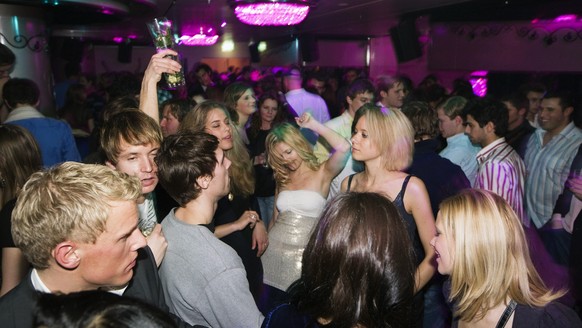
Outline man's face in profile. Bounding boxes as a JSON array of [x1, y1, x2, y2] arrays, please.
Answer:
[[74, 200, 146, 289]]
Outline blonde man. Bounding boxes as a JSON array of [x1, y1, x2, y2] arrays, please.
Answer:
[[0, 162, 170, 328], [437, 96, 481, 185]]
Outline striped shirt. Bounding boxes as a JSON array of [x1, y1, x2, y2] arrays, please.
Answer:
[[525, 122, 582, 228], [475, 138, 527, 224]]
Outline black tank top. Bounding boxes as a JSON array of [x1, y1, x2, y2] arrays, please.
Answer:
[[347, 174, 425, 266]]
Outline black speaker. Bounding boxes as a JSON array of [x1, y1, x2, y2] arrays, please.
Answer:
[[118, 42, 133, 63], [249, 43, 260, 63], [299, 35, 319, 62], [390, 20, 422, 63], [60, 38, 84, 62]]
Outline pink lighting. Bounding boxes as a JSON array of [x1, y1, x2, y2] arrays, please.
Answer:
[[221, 22, 227, 28], [234, 3, 310, 26], [179, 34, 219, 46], [113, 36, 123, 43], [554, 14, 577, 23], [469, 71, 488, 97]]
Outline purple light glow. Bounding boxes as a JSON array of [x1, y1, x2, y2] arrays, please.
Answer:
[[554, 14, 577, 23], [234, 3, 309, 26], [179, 34, 219, 46], [113, 37, 124, 43], [469, 77, 488, 97], [221, 21, 227, 27]]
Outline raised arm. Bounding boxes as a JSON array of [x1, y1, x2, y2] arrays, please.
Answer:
[[139, 49, 182, 122], [404, 177, 437, 293], [295, 113, 350, 178]]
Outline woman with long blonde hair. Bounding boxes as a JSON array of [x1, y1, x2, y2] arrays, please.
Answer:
[[261, 112, 350, 309], [432, 189, 581, 327]]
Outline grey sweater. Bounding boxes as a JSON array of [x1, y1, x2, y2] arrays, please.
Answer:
[[160, 209, 264, 328]]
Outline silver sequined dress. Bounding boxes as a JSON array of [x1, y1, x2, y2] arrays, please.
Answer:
[[262, 190, 326, 291]]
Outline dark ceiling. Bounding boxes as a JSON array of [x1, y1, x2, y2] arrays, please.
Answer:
[[1, 0, 581, 45]]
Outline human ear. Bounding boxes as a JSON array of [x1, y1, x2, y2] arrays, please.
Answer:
[[564, 106, 574, 119], [53, 242, 80, 270], [453, 116, 463, 125], [346, 95, 353, 106], [197, 175, 211, 190], [485, 121, 495, 133], [105, 161, 116, 170]]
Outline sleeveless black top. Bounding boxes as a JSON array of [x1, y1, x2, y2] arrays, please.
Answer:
[[347, 174, 424, 266]]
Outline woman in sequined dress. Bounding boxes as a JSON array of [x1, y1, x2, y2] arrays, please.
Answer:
[[260, 112, 350, 307]]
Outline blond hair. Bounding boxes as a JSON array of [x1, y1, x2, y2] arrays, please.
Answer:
[[266, 123, 320, 187], [12, 162, 142, 269], [181, 101, 255, 197], [352, 104, 414, 171], [439, 189, 564, 322], [438, 96, 467, 119]]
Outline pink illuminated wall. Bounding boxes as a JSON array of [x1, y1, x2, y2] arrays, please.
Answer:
[[430, 21, 582, 72]]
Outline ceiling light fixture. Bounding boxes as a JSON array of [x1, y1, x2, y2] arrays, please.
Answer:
[[179, 28, 219, 46], [229, 0, 317, 26]]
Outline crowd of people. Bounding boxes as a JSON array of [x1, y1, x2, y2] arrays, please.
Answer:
[[1, 42, 582, 328]]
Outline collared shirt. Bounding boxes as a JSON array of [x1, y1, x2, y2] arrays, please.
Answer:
[[31, 268, 126, 295], [137, 193, 157, 236], [286, 88, 330, 144], [440, 133, 481, 186], [475, 138, 527, 224], [525, 122, 582, 228], [313, 111, 362, 199], [5, 105, 81, 167]]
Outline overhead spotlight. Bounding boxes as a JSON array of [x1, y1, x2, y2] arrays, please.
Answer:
[[229, 0, 318, 26]]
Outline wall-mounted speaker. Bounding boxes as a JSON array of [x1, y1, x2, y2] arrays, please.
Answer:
[[299, 35, 319, 62], [249, 43, 260, 63], [118, 42, 133, 63], [390, 20, 422, 63]]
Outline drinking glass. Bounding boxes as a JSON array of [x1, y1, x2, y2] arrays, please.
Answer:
[[146, 17, 186, 89]]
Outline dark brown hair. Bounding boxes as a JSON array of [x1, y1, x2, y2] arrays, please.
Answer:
[[155, 132, 219, 206], [247, 91, 286, 139], [291, 192, 416, 328]]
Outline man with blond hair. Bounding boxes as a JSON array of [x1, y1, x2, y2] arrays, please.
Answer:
[[0, 162, 170, 328], [437, 96, 481, 185]]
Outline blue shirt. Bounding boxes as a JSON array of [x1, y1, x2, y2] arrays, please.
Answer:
[[439, 133, 481, 186], [525, 122, 582, 228], [5, 106, 81, 167]]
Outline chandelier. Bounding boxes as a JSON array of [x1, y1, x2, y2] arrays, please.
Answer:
[[230, 0, 317, 26], [179, 27, 219, 46]]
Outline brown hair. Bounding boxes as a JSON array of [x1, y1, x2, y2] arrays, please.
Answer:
[[100, 110, 162, 164], [0, 124, 42, 208], [156, 132, 220, 206], [292, 192, 415, 327]]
